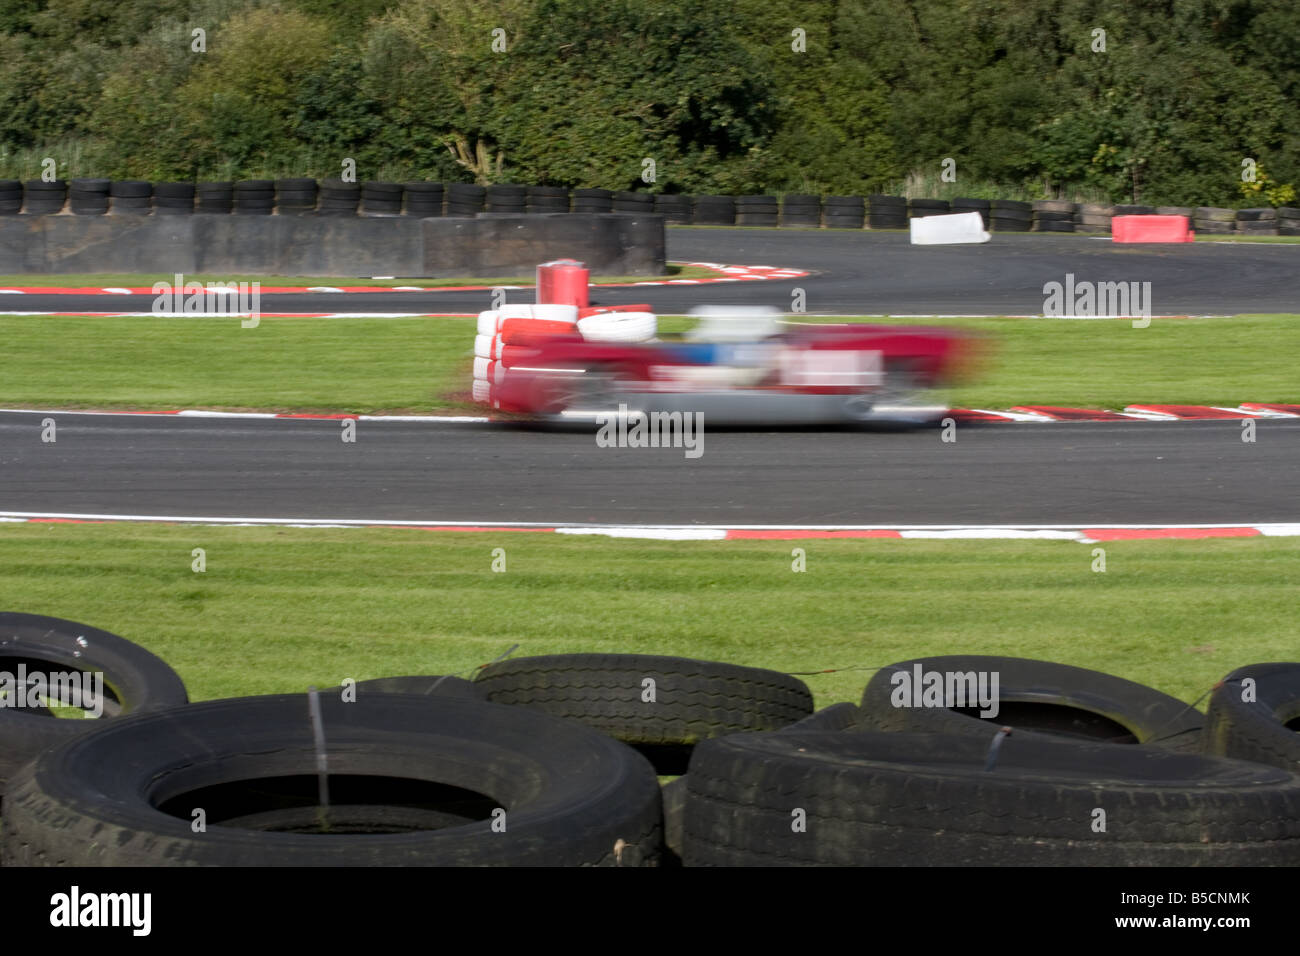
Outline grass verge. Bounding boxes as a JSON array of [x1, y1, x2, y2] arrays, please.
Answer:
[[1, 524, 1293, 708], [0, 313, 1295, 413]]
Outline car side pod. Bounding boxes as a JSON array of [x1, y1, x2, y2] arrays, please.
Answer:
[[909, 211, 991, 245]]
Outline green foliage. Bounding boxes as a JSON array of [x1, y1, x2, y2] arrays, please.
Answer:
[[0, 0, 1297, 202]]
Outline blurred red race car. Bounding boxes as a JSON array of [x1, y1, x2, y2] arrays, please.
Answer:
[[476, 307, 976, 427]]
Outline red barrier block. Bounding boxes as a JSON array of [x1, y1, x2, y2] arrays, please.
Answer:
[[536, 258, 589, 307], [1111, 215, 1193, 243]]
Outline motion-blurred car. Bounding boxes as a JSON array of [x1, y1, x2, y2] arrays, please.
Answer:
[[481, 308, 975, 427]]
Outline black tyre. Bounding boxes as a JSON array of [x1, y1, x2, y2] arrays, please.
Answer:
[[1194, 206, 1235, 222], [1193, 219, 1234, 234], [989, 216, 1031, 231], [859, 655, 1203, 751], [0, 612, 189, 795], [1034, 220, 1075, 232], [1113, 204, 1155, 216], [0, 694, 660, 866], [344, 675, 488, 702], [109, 181, 151, 199], [780, 701, 862, 732], [866, 194, 905, 207], [1032, 210, 1074, 222], [683, 731, 1300, 866], [474, 653, 813, 775], [865, 215, 905, 229], [1203, 663, 1300, 771], [908, 198, 949, 216], [990, 199, 1031, 214], [1235, 207, 1275, 221], [1155, 206, 1193, 217]]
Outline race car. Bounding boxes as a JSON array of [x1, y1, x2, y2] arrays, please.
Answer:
[[473, 307, 975, 427]]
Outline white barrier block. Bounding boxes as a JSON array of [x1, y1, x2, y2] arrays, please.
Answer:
[[909, 211, 991, 245]]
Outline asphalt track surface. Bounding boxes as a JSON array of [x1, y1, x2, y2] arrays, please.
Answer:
[[13, 228, 1300, 315], [2, 414, 1295, 525]]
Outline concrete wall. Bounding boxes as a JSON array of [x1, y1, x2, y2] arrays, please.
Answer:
[[0, 212, 665, 277]]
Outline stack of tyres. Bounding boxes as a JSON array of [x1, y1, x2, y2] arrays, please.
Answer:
[[612, 190, 654, 214], [1112, 203, 1155, 217], [907, 197, 949, 219], [526, 185, 569, 214], [109, 181, 151, 215], [1277, 207, 1300, 236], [22, 180, 66, 215], [779, 194, 821, 228], [196, 181, 234, 214], [825, 195, 866, 229], [317, 180, 361, 217], [69, 178, 110, 215], [275, 178, 318, 215], [403, 182, 444, 217], [1156, 205, 1194, 219], [153, 182, 195, 216], [865, 194, 904, 229], [949, 197, 990, 228], [485, 183, 527, 214], [1236, 207, 1278, 235], [653, 194, 692, 224], [989, 199, 1032, 232], [1074, 203, 1114, 233], [446, 182, 486, 217], [0, 179, 21, 215], [233, 180, 274, 215], [360, 181, 403, 216], [734, 195, 778, 227], [572, 188, 613, 213], [1032, 200, 1075, 232], [1193, 206, 1235, 235], [693, 195, 735, 226]]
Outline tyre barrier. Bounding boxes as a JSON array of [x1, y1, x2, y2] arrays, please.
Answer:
[[403, 182, 444, 217], [360, 181, 403, 217], [0, 612, 190, 801], [612, 190, 654, 214], [109, 180, 152, 215], [908, 197, 949, 218], [69, 178, 110, 216], [859, 655, 1204, 752], [950, 197, 990, 228], [485, 183, 527, 215], [470, 303, 581, 404], [526, 185, 569, 214], [196, 181, 234, 214], [734, 195, 778, 227], [780, 194, 821, 228], [473, 653, 814, 776], [572, 187, 613, 213], [692, 195, 735, 226], [682, 730, 1300, 866], [232, 179, 274, 216], [153, 181, 196, 216], [1032, 199, 1075, 232], [826, 195, 867, 229], [1203, 663, 1300, 772], [317, 179, 360, 217], [0, 694, 662, 866], [21, 180, 66, 215], [1236, 207, 1278, 234], [275, 177, 318, 216], [653, 194, 692, 224], [0, 179, 21, 215], [445, 182, 486, 217]]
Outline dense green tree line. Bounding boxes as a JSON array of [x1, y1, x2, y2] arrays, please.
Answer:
[[0, 0, 1295, 205]]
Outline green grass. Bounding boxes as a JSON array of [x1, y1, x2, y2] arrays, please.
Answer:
[[1, 524, 1294, 709], [1, 313, 1295, 413], [0, 263, 712, 288]]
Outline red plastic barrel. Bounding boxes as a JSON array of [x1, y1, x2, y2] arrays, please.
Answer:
[[536, 258, 589, 307]]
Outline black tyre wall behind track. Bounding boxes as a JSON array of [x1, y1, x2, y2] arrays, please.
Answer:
[[1203, 662, 1300, 772], [1, 694, 661, 866], [682, 731, 1300, 866], [859, 655, 1203, 751]]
